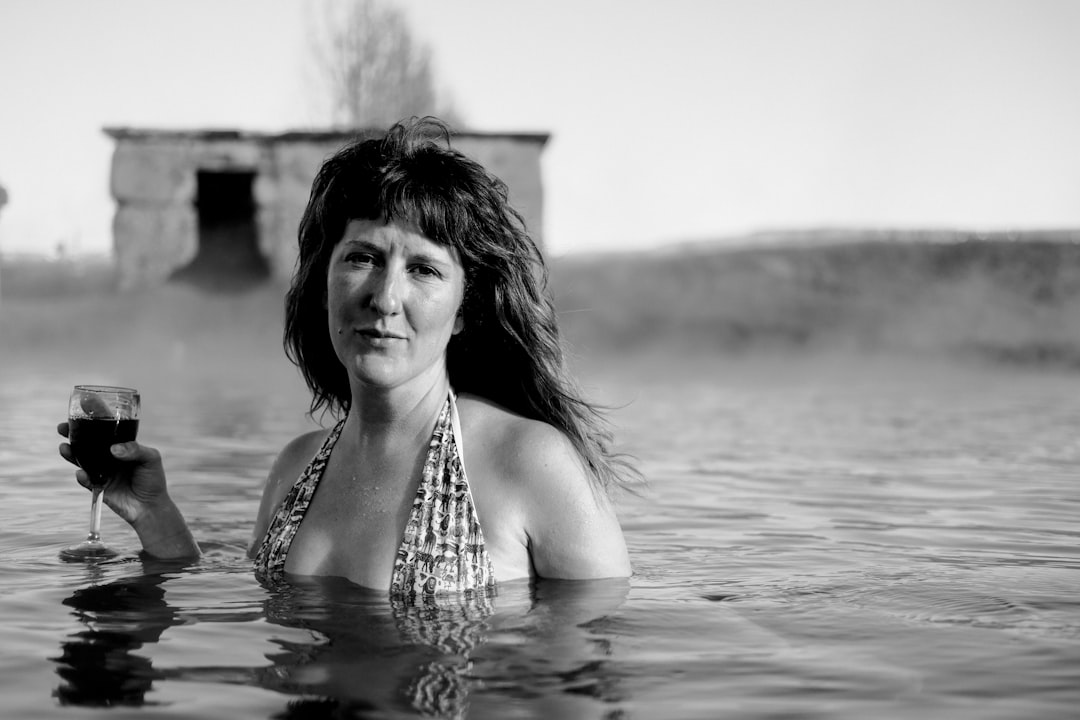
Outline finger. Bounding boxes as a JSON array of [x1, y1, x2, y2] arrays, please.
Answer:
[[79, 393, 113, 417], [111, 441, 160, 466], [111, 441, 139, 460], [57, 421, 70, 438], [59, 442, 79, 467], [75, 470, 92, 490]]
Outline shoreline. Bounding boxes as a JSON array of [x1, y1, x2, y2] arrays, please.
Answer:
[[3, 232, 1079, 370]]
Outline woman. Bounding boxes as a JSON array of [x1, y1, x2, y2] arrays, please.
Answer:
[[59, 117, 633, 599]]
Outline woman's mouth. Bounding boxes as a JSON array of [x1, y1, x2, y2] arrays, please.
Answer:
[[357, 328, 405, 344]]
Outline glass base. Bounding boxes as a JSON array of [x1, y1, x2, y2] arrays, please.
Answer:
[[59, 540, 119, 562]]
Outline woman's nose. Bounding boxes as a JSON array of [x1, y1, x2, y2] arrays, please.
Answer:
[[368, 269, 402, 315]]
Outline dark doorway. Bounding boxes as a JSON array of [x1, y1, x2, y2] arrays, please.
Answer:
[[170, 170, 270, 291]]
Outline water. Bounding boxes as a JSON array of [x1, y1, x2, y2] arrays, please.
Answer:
[[2, 332, 1079, 718]]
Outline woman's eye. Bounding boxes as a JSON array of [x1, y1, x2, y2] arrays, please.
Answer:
[[411, 265, 441, 278], [344, 252, 377, 265]]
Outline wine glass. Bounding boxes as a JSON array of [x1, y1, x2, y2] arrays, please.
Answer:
[[60, 385, 140, 561]]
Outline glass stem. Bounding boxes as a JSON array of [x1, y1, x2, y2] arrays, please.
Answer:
[[87, 486, 105, 543]]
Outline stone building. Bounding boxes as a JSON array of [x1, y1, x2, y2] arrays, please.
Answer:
[[104, 127, 548, 291]]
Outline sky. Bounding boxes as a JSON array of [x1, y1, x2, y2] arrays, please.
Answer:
[[0, 0, 1078, 257]]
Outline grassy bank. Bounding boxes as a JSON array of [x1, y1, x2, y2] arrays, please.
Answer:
[[549, 230, 1080, 367], [3, 230, 1080, 368], [0, 254, 118, 298]]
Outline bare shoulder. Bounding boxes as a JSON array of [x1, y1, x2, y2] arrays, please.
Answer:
[[456, 394, 631, 579], [270, 429, 330, 487], [248, 428, 330, 556], [460, 393, 560, 455], [456, 394, 584, 492]]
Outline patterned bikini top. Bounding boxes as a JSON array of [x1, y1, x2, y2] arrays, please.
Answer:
[[254, 392, 496, 602]]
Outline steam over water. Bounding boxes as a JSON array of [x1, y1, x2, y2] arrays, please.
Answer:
[[1, 246, 1079, 718]]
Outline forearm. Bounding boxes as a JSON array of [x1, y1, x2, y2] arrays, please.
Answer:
[[131, 500, 201, 560]]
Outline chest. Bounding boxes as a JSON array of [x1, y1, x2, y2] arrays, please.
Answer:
[[271, 414, 537, 588], [283, 448, 423, 588]]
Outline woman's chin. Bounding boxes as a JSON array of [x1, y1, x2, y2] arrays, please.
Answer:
[[350, 367, 403, 389], [347, 360, 429, 391]]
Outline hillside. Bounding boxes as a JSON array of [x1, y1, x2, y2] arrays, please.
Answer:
[[549, 231, 1080, 367]]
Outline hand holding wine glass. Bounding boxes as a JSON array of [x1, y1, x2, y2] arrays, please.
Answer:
[[58, 385, 199, 561]]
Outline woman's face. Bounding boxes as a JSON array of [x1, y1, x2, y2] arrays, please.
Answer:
[[326, 218, 465, 392]]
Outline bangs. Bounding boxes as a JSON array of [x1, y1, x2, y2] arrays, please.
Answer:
[[313, 125, 499, 264], [377, 187, 464, 253], [375, 149, 480, 254]]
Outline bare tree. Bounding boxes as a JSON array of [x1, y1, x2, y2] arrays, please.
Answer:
[[308, 0, 460, 129]]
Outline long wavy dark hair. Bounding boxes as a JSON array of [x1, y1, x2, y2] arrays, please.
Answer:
[[284, 117, 635, 492]]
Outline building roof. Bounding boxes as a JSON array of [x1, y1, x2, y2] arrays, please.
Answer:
[[102, 126, 550, 145]]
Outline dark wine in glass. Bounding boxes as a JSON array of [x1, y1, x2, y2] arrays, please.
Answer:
[[68, 417, 140, 486], [60, 385, 140, 561]]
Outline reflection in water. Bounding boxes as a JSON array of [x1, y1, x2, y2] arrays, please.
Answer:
[[52, 568, 630, 718], [52, 568, 185, 707], [255, 578, 496, 717]]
